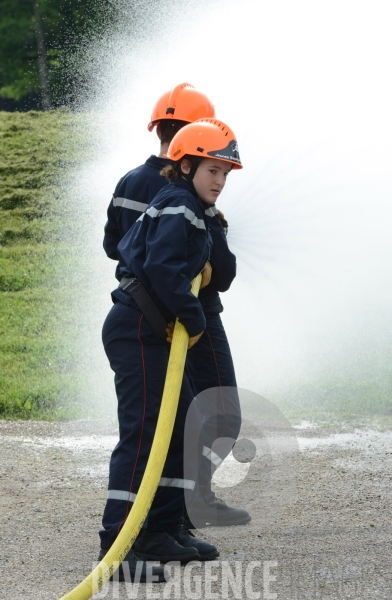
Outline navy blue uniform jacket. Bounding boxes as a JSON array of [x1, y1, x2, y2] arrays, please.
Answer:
[[114, 179, 215, 336], [104, 156, 236, 317]]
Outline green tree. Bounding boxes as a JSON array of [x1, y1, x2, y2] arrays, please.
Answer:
[[0, 0, 38, 102], [0, 0, 117, 109]]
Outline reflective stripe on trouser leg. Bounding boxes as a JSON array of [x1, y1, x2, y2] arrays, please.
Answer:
[[202, 446, 223, 467], [107, 477, 195, 502]]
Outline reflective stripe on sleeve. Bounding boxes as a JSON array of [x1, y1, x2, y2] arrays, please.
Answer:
[[113, 197, 148, 212], [205, 206, 218, 217], [139, 206, 206, 230], [203, 446, 223, 467]]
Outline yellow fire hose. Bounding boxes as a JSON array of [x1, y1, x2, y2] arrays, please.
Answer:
[[59, 274, 201, 600]]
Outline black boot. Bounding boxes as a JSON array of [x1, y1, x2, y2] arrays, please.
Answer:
[[170, 518, 219, 560], [98, 548, 169, 583], [132, 530, 200, 563], [186, 487, 251, 528]]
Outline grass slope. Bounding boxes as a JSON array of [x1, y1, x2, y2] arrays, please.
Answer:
[[0, 109, 86, 419]]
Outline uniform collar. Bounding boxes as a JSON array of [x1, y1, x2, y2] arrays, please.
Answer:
[[169, 177, 217, 215], [170, 177, 199, 199], [145, 155, 170, 168]]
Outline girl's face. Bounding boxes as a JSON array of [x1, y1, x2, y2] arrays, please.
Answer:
[[181, 158, 231, 204]]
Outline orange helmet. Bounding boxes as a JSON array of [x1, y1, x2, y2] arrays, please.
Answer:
[[166, 118, 243, 169], [147, 83, 215, 132]]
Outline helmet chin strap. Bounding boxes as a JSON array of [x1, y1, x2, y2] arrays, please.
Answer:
[[181, 157, 201, 183]]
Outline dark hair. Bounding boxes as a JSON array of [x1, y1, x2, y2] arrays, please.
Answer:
[[160, 163, 180, 181], [157, 119, 188, 145]]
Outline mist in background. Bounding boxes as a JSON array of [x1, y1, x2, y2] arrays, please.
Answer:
[[63, 0, 392, 419]]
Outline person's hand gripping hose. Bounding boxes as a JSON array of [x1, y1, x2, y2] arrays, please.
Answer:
[[166, 322, 204, 348], [58, 274, 202, 600], [165, 267, 208, 348]]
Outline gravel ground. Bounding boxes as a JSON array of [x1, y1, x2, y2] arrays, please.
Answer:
[[0, 418, 391, 600]]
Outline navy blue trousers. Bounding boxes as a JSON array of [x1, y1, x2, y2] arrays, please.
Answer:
[[185, 314, 241, 496], [100, 300, 201, 549]]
